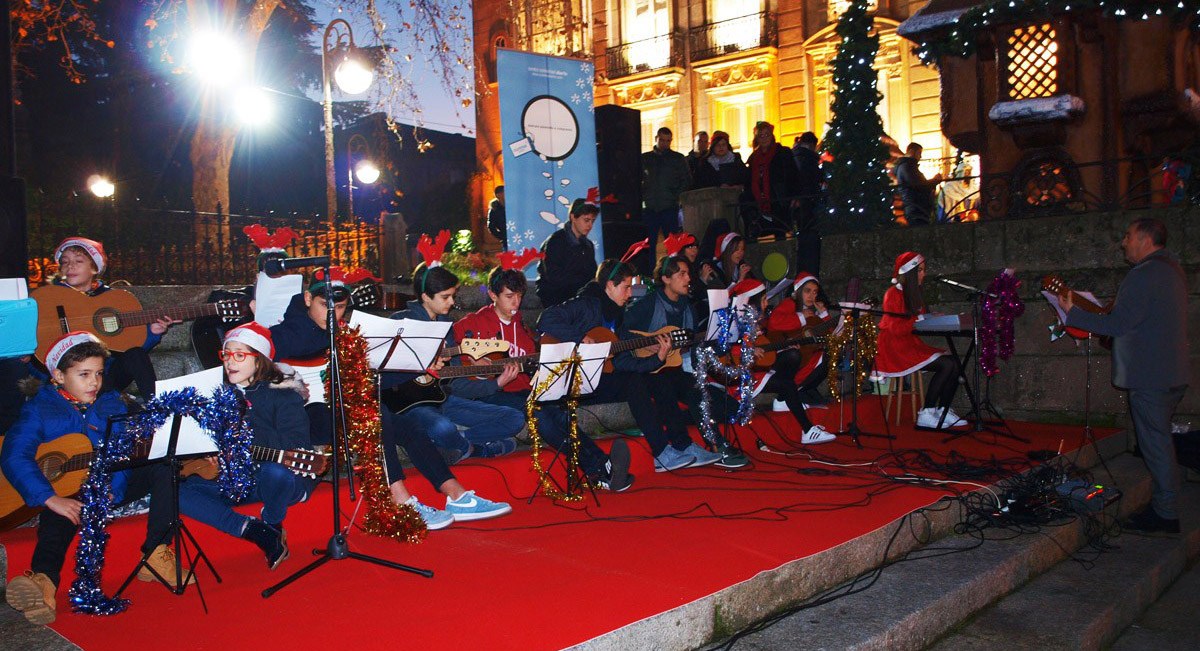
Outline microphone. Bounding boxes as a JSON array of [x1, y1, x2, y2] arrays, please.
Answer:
[[938, 277, 998, 298], [263, 255, 331, 277]]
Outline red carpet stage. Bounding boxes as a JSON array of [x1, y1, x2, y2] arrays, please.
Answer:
[[1, 397, 1118, 650]]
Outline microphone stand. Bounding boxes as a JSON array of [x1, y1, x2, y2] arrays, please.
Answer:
[[264, 262, 432, 599], [829, 302, 902, 448]]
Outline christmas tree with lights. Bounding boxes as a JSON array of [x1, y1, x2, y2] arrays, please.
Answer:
[[823, 0, 893, 229]]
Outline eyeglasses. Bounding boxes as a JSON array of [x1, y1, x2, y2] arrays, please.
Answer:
[[218, 350, 260, 363]]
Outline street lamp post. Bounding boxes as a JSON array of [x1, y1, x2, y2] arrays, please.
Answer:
[[321, 19, 373, 226], [346, 133, 368, 223]]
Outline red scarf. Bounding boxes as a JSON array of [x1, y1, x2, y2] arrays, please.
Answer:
[[750, 144, 776, 214]]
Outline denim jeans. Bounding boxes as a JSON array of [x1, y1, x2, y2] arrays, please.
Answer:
[[396, 395, 525, 458], [180, 462, 314, 536], [482, 390, 607, 475], [380, 405, 455, 489]]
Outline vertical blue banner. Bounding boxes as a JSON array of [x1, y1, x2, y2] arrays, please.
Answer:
[[497, 49, 602, 277]]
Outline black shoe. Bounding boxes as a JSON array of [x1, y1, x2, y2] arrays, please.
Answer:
[[596, 440, 634, 492], [242, 519, 289, 569], [1123, 507, 1180, 535]]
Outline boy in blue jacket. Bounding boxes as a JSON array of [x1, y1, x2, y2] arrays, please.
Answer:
[[2, 333, 177, 625]]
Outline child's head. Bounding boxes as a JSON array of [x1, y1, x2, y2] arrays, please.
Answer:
[[596, 259, 636, 307], [304, 268, 353, 329], [655, 255, 691, 298], [715, 233, 744, 269], [487, 267, 527, 319], [221, 323, 281, 386], [46, 332, 109, 404], [53, 237, 106, 290], [568, 200, 600, 238], [729, 278, 766, 312], [414, 263, 459, 316], [792, 272, 820, 307]]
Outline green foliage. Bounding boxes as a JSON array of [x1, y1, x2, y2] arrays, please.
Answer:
[[823, 0, 893, 230]]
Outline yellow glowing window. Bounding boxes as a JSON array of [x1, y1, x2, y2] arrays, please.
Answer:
[[1006, 24, 1058, 100]]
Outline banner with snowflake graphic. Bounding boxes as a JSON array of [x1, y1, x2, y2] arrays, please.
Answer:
[[497, 48, 603, 277]]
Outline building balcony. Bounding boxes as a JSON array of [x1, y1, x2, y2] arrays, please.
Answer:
[[689, 11, 777, 63], [606, 33, 684, 80]]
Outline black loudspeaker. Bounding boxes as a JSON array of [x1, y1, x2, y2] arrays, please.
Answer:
[[0, 176, 28, 278], [595, 104, 642, 246]]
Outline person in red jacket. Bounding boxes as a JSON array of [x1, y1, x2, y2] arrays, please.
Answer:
[[874, 252, 966, 429], [765, 271, 838, 412]]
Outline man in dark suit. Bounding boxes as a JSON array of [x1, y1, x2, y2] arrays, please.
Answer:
[[1064, 218, 1190, 533]]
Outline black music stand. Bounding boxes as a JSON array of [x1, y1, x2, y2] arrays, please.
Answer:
[[831, 303, 897, 448], [936, 280, 1027, 444], [526, 345, 607, 504], [113, 412, 220, 610], [263, 263, 432, 600]]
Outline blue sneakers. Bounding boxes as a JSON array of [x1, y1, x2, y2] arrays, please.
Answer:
[[683, 443, 722, 468], [654, 445, 696, 472], [406, 497, 453, 530], [445, 490, 513, 521]]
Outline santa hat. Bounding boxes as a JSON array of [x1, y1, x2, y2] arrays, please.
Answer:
[[663, 232, 697, 257], [620, 238, 651, 264], [309, 266, 379, 295], [891, 252, 924, 286], [54, 237, 107, 274], [223, 323, 275, 359], [728, 278, 765, 300], [792, 271, 818, 293], [45, 331, 102, 372], [416, 230, 451, 268], [715, 233, 740, 258], [498, 247, 544, 271]]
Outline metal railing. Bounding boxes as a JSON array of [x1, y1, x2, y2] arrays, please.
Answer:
[[605, 33, 684, 80], [688, 11, 777, 62], [27, 206, 381, 286]]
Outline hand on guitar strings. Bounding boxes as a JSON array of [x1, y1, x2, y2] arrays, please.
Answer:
[[655, 332, 674, 362], [149, 315, 183, 335], [496, 361, 521, 389], [45, 495, 83, 525], [427, 355, 448, 374], [1060, 290, 1074, 313]]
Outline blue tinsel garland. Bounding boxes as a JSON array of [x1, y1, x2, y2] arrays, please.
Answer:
[[68, 385, 256, 615], [692, 305, 761, 444]]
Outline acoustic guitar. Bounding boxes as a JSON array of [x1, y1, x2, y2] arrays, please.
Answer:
[[727, 332, 829, 371], [33, 285, 250, 363], [542, 326, 702, 373], [1041, 274, 1113, 346], [380, 355, 540, 414], [0, 433, 330, 532]]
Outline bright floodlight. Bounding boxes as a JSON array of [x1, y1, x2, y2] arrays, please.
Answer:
[[189, 31, 243, 85], [334, 56, 373, 95], [88, 175, 115, 198], [234, 87, 274, 127], [354, 160, 380, 184]]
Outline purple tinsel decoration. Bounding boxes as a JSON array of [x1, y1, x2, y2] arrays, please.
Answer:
[[69, 386, 255, 615], [979, 271, 1025, 377]]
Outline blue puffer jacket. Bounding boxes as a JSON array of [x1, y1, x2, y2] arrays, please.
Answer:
[[241, 380, 311, 451], [1, 385, 130, 507]]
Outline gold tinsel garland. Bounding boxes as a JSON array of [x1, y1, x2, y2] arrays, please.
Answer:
[[826, 315, 880, 401], [524, 354, 586, 502], [330, 326, 428, 543]]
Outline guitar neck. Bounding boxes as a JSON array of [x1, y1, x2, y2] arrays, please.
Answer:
[[250, 445, 286, 464], [118, 302, 224, 327], [1066, 290, 1107, 315], [61, 438, 153, 473]]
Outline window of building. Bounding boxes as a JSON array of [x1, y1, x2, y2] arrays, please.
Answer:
[[512, 0, 591, 57], [1004, 24, 1058, 100], [620, 0, 671, 71], [708, 0, 765, 55], [713, 90, 765, 160], [640, 105, 676, 153]]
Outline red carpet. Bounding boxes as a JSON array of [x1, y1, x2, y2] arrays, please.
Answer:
[[2, 397, 1117, 650]]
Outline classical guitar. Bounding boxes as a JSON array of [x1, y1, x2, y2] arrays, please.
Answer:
[[542, 326, 702, 374], [0, 433, 330, 532], [1041, 274, 1113, 346], [727, 333, 829, 371], [380, 355, 539, 414], [32, 285, 250, 362]]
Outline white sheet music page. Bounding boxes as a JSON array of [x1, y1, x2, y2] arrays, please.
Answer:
[[531, 342, 610, 402], [1041, 290, 1101, 325], [253, 272, 303, 328], [348, 310, 451, 371], [148, 367, 223, 459]]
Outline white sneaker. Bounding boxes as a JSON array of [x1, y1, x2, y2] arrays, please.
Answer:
[[802, 425, 836, 445], [917, 408, 968, 429], [772, 399, 789, 412]]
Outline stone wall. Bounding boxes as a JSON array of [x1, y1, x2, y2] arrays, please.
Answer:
[[744, 205, 1200, 427]]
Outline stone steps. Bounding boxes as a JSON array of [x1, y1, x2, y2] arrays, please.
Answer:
[[691, 433, 1146, 650]]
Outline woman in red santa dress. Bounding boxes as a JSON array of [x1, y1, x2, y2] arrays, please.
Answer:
[[875, 252, 967, 429]]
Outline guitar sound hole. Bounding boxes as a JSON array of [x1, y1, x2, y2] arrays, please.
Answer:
[[39, 454, 67, 482], [415, 375, 435, 386], [94, 309, 122, 336]]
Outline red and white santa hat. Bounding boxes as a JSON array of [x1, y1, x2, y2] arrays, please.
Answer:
[[715, 233, 741, 258], [791, 271, 818, 293], [728, 278, 766, 300], [223, 322, 275, 359], [891, 251, 924, 286], [54, 237, 107, 274], [45, 331, 102, 371]]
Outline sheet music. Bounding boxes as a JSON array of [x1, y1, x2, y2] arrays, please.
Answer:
[[253, 272, 303, 327], [531, 342, 610, 401], [148, 367, 223, 459], [1041, 290, 1100, 325], [348, 310, 451, 371]]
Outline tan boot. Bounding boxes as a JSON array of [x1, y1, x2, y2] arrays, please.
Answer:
[[5, 571, 57, 625], [137, 544, 197, 587]]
